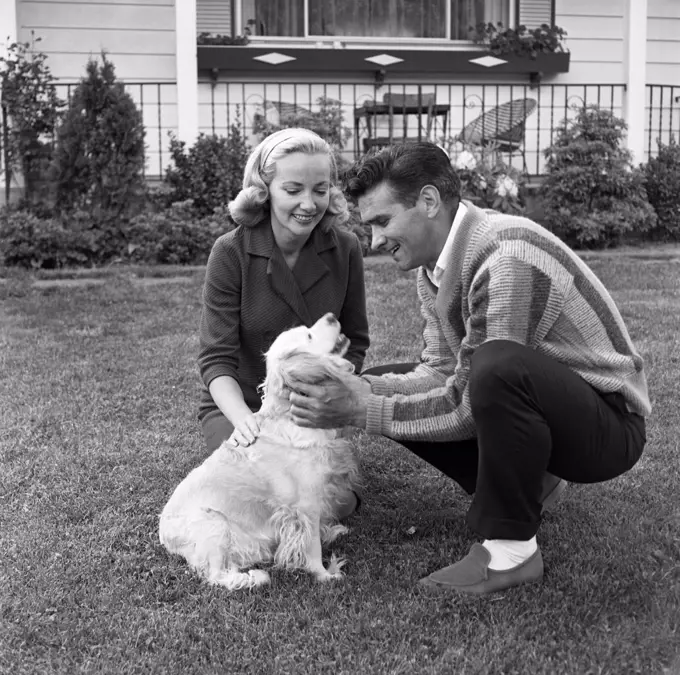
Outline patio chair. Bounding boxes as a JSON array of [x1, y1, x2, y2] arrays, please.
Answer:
[[456, 98, 537, 172], [358, 92, 444, 152]]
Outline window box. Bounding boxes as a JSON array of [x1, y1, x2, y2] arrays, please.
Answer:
[[196, 45, 570, 80]]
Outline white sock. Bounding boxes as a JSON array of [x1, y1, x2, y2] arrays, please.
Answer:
[[482, 536, 538, 571]]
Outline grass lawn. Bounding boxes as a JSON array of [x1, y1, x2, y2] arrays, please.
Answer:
[[1, 252, 679, 675]]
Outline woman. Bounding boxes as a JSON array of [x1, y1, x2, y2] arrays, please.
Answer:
[[197, 128, 370, 461]]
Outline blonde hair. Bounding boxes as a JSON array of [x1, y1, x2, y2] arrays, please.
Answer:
[[228, 128, 350, 230]]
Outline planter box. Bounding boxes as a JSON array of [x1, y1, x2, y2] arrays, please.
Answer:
[[197, 45, 570, 80]]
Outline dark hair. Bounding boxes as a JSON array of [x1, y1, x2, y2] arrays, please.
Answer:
[[344, 142, 461, 207]]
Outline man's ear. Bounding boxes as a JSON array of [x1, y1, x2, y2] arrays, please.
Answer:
[[419, 185, 442, 218]]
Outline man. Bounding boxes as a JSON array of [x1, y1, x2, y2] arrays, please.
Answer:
[[288, 142, 650, 595]]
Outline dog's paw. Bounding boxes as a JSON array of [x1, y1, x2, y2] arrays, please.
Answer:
[[247, 569, 271, 586], [321, 523, 349, 543], [324, 554, 347, 579]]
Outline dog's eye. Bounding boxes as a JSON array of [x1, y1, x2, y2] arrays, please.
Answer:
[[307, 332, 312, 341]]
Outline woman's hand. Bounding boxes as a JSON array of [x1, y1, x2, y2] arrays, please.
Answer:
[[226, 413, 260, 447]]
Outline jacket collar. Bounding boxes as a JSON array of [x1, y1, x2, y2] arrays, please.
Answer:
[[245, 221, 338, 325]]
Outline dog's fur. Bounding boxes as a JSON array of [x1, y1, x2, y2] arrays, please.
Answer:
[[159, 313, 360, 590]]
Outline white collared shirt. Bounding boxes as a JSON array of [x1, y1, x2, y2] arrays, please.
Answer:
[[425, 201, 467, 288]]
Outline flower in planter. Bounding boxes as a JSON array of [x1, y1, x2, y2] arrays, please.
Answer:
[[495, 175, 519, 198], [455, 150, 477, 171]]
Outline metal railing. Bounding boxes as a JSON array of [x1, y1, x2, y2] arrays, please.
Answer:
[[2, 81, 678, 199], [201, 81, 630, 175]]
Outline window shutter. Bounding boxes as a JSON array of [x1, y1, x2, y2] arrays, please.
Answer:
[[197, 0, 233, 36], [516, 0, 554, 28]]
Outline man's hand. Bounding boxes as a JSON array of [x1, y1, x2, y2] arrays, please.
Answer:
[[289, 373, 371, 429]]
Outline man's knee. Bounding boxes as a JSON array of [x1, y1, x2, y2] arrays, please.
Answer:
[[469, 340, 530, 407]]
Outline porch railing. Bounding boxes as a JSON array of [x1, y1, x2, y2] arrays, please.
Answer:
[[2, 82, 678, 194]]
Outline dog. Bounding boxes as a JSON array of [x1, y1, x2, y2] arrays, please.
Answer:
[[159, 313, 360, 590]]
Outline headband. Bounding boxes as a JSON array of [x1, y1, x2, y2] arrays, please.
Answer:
[[260, 131, 301, 170]]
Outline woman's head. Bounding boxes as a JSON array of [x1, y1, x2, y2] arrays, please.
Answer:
[[228, 128, 350, 231]]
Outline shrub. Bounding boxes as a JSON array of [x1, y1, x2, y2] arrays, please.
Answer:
[[539, 105, 657, 248], [0, 36, 64, 208], [643, 137, 680, 240], [164, 121, 249, 216], [50, 53, 146, 222], [0, 209, 95, 268], [124, 201, 234, 265], [253, 96, 352, 155]]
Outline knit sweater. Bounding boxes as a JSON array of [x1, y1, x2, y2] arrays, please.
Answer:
[[363, 201, 651, 442]]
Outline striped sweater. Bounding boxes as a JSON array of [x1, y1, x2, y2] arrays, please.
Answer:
[[363, 201, 651, 442]]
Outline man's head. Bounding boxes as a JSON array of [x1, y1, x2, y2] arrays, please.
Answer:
[[344, 143, 461, 271]]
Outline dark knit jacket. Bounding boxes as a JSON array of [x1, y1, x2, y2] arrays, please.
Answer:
[[363, 201, 651, 442], [198, 220, 369, 420]]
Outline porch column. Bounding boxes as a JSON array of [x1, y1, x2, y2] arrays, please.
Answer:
[[175, 0, 199, 145], [623, 0, 648, 163]]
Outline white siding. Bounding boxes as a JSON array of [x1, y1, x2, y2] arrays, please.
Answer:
[[18, 0, 176, 82], [554, 0, 626, 84], [646, 0, 680, 85]]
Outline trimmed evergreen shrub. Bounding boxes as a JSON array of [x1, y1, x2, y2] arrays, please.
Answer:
[[50, 53, 146, 222], [164, 121, 249, 217], [0, 209, 94, 268], [124, 201, 234, 265], [643, 137, 680, 240], [539, 105, 657, 248]]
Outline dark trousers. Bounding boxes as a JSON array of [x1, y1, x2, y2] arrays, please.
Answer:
[[363, 340, 646, 540]]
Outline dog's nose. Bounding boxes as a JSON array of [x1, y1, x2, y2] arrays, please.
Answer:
[[324, 313, 338, 325]]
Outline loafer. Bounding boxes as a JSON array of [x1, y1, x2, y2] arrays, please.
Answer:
[[541, 475, 568, 513], [418, 543, 543, 595]]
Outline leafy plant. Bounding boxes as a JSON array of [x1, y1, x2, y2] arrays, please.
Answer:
[[539, 105, 657, 248], [50, 53, 146, 223], [643, 137, 680, 240], [124, 201, 234, 265], [0, 208, 94, 268], [197, 29, 250, 45], [442, 139, 526, 215], [0, 35, 64, 207], [164, 118, 249, 217], [472, 22, 567, 59], [253, 96, 352, 154]]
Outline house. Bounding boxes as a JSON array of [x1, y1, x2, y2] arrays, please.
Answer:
[[1, 0, 679, 181]]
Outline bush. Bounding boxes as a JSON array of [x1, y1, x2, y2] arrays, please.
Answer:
[[0, 209, 95, 268], [253, 96, 352, 157], [0, 202, 234, 269], [643, 137, 680, 240], [164, 121, 250, 217], [0, 36, 64, 209], [125, 201, 234, 265], [539, 105, 657, 248], [445, 140, 526, 215], [50, 53, 146, 222]]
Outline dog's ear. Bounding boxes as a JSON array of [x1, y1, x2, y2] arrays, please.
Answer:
[[279, 350, 354, 387]]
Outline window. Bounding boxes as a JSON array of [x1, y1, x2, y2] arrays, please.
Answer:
[[240, 0, 510, 40]]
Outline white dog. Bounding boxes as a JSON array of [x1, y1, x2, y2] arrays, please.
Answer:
[[159, 313, 360, 590]]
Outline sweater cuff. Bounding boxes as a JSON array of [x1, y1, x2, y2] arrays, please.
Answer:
[[361, 374, 397, 396], [365, 394, 394, 436]]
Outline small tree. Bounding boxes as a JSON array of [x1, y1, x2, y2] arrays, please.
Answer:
[[50, 53, 146, 221], [539, 105, 657, 248], [164, 116, 250, 216], [0, 36, 64, 207], [643, 137, 680, 241]]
